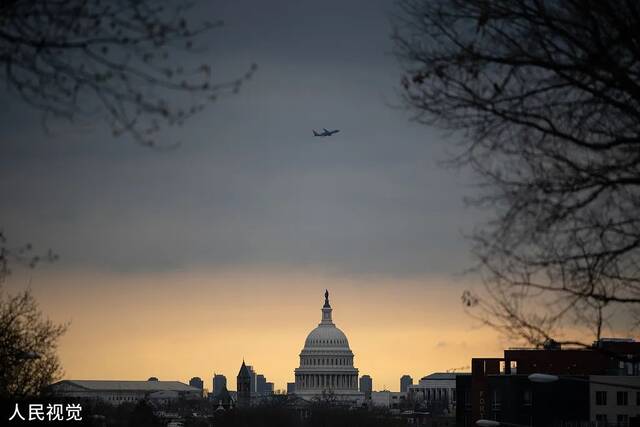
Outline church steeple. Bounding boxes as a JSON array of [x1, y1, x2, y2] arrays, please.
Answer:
[[320, 289, 333, 324]]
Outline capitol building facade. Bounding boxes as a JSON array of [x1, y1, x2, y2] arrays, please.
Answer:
[[293, 291, 364, 402]]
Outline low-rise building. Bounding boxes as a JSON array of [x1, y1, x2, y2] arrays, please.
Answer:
[[47, 380, 201, 405], [409, 372, 459, 416], [371, 390, 406, 410]]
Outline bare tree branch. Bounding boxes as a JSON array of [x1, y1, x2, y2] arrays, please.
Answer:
[[395, 0, 640, 345], [0, 0, 257, 147]]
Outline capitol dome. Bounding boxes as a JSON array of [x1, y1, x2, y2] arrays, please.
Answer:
[[293, 290, 363, 402], [304, 325, 349, 349]]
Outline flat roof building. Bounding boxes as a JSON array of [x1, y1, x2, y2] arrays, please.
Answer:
[[47, 380, 201, 405]]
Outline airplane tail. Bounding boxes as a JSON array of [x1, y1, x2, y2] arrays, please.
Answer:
[[313, 130, 320, 136]]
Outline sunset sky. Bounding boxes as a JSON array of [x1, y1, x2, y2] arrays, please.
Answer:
[[1, 0, 508, 391]]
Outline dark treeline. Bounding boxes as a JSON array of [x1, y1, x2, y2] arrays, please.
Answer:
[[0, 398, 409, 426], [213, 406, 406, 427]]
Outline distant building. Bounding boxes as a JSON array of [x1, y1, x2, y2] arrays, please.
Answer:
[[237, 361, 252, 408], [47, 380, 201, 405], [287, 382, 296, 394], [246, 365, 257, 394], [256, 374, 266, 395], [408, 372, 459, 416], [235, 360, 275, 405], [265, 382, 274, 395], [359, 375, 373, 400], [210, 384, 234, 409], [371, 390, 406, 409], [400, 375, 413, 393], [189, 377, 203, 390], [212, 374, 227, 396]]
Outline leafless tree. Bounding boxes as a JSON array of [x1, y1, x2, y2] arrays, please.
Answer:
[[0, 286, 67, 398], [0, 232, 64, 398], [0, 0, 256, 147], [0, 231, 58, 283], [394, 0, 640, 347]]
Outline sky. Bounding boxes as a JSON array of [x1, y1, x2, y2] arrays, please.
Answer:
[[0, 0, 508, 391]]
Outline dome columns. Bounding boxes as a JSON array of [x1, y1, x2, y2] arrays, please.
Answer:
[[294, 373, 358, 391]]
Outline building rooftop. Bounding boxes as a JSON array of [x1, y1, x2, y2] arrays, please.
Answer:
[[419, 373, 460, 381], [238, 360, 251, 379], [52, 380, 198, 392]]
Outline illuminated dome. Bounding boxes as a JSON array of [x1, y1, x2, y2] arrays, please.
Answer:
[[304, 324, 349, 349], [293, 290, 363, 402]]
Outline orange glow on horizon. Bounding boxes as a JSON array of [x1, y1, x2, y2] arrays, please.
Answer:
[[7, 267, 508, 392]]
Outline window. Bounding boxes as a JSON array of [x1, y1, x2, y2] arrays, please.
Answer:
[[595, 414, 607, 426], [492, 389, 501, 410], [617, 391, 628, 406], [595, 390, 607, 405], [617, 414, 629, 426], [637, 391, 640, 406]]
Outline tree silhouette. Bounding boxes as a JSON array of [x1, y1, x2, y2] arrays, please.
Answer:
[[0, 0, 256, 147], [0, 288, 67, 398], [128, 400, 162, 427], [394, 0, 640, 346], [0, 231, 58, 282], [0, 232, 65, 398]]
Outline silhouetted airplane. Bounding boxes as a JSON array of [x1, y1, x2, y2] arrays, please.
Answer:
[[313, 128, 340, 137]]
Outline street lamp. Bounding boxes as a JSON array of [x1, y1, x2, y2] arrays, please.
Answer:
[[476, 420, 528, 427], [527, 373, 559, 383], [528, 373, 640, 391]]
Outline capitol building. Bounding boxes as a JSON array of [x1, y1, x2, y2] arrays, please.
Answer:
[[293, 290, 364, 403]]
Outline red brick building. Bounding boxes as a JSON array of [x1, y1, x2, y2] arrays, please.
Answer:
[[456, 339, 640, 427]]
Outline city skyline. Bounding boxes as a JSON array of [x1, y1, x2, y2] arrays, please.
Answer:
[[1, 0, 631, 400], [3, 0, 639, 424], [9, 268, 505, 391], [0, 0, 499, 393]]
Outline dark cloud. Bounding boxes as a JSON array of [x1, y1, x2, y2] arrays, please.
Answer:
[[0, 0, 478, 278]]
